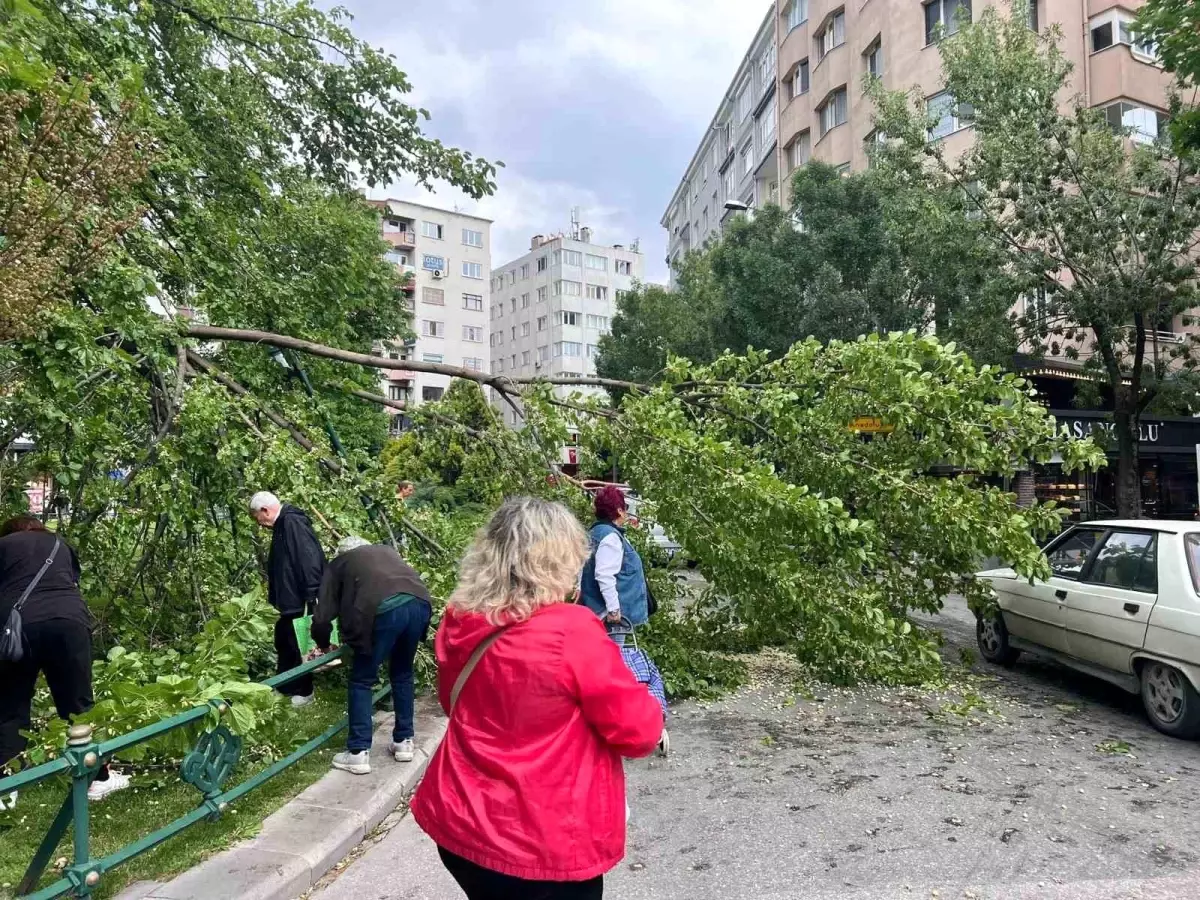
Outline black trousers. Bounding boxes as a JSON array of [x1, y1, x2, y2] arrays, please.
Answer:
[[438, 847, 603, 900], [274, 614, 313, 697], [0, 618, 94, 768]]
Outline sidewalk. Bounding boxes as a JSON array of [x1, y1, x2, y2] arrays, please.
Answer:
[[117, 701, 446, 900]]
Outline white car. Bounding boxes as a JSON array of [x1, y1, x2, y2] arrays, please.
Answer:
[[977, 520, 1200, 739]]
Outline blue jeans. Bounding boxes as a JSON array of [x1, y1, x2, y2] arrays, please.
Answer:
[[347, 599, 431, 752]]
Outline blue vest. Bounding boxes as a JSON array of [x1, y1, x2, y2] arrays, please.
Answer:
[[580, 522, 649, 625]]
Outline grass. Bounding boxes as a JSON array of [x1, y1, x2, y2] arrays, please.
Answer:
[[0, 685, 356, 900]]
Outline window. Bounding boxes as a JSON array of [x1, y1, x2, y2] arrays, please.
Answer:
[[816, 10, 845, 61], [737, 84, 751, 122], [586, 254, 607, 271], [615, 289, 629, 303], [927, 90, 974, 139], [510, 354, 517, 369], [537, 286, 548, 303], [388, 384, 407, 402], [759, 95, 777, 146], [522, 350, 532, 366], [586, 285, 608, 301], [788, 131, 812, 170], [510, 297, 517, 313], [520, 264, 530, 279], [1085, 532, 1158, 593], [462, 325, 483, 342], [1028, 0, 1038, 32], [759, 43, 776, 89], [787, 0, 808, 31], [615, 259, 632, 275], [421, 221, 444, 239], [560, 249, 582, 267], [702, 208, 709, 233], [421, 320, 444, 338], [521, 292, 530, 308], [463, 357, 484, 372], [1046, 528, 1104, 580], [554, 280, 582, 297], [1090, 11, 1159, 62], [384, 250, 408, 266], [422, 254, 445, 271], [537, 345, 549, 363], [510, 326, 516, 341], [422, 287, 445, 306], [521, 322, 530, 337], [462, 228, 484, 248], [818, 88, 848, 137], [834, 163, 851, 177], [788, 60, 810, 100], [723, 168, 734, 203], [924, 0, 970, 46], [741, 140, 754, 177], [1104, 102, 1168, 144], [586, 343, 600, 359], [507, 270, 516, 284], [553, 341, 582, 358], [536, 255, 548, 273], [462, 261, 483, 279], [586, 314, 609, 330], [489, 331, 501, 347], [422, 353, 443, 364], [537, 315, 548, 331], [422, 386, 444, 402], [558, 311, 580, 326], [865, 39, 882, 78]]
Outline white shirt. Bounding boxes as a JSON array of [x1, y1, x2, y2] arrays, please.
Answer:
[[592, 532, 624, 615]]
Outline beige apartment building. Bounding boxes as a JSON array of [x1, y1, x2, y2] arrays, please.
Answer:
[[369, 199, 492, 428], [774, 0, 1175, 204]]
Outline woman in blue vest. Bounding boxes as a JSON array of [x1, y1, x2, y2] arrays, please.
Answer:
[[579, 486, 649, 627]]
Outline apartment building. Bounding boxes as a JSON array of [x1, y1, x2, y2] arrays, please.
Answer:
[[661, 5, 781, 286], [774, 0, 1174, 204], [489, 228, 645, 422], [370, 199, 492, 425]]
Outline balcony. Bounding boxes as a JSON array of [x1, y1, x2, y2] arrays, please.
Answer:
[[385, 231, 416, 250]]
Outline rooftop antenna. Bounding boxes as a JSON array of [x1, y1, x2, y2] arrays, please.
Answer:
[[631, 237, 641, 253], [570, 207, 581, 241]]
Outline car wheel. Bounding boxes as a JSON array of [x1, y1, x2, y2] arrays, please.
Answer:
[[976, 613, 1020, 667], [1139, 661, 1200, 739]]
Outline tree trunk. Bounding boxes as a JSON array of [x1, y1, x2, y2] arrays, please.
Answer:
[[1113, 406, 1142, 518]]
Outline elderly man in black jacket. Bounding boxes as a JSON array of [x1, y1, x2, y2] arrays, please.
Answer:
[[250, 491, 326, 706], [311, 536, 431, 775]]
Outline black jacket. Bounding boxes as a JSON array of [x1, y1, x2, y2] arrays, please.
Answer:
[[0, 530, 90, 628], [266, 505, 326, 616], [313, 544, 430, 655]]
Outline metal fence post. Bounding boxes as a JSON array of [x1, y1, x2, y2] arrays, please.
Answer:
[[65, 724, 103, 895]]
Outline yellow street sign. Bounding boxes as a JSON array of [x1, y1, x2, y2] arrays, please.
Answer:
[[849, 416, 894, 434]]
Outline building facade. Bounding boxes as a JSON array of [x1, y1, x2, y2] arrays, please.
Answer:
[[370, 199, 492, 426], [773, 0, 1174, 205], [489, 229, 645, 423], [661, 6, 781, 286]]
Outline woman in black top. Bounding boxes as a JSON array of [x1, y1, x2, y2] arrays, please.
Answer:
[[0, 516, 129, 802]]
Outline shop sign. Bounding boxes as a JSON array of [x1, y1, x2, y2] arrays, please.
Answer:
[[849, 416, 894, 434], [1060, 418, 1160, 444]]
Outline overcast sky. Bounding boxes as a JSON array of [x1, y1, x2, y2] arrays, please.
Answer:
[[341, 0, 771, 284]]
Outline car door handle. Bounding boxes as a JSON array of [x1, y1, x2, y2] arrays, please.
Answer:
[[1123, 602, 1140, 615], [1055, 589, 1068, 601]]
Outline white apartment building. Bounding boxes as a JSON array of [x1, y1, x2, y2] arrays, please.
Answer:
[[489, 228, 644, 423], [370, 199, 492, 427]]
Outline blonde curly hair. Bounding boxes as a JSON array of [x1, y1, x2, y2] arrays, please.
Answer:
[[448, 496, 589, 624]]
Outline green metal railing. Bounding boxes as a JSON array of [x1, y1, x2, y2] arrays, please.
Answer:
[[0, 649, 383, 900]]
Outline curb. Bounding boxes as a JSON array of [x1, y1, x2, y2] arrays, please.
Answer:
[[118, 704, 446, 900]]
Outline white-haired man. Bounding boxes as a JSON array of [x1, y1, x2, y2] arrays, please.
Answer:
[[310, 536, 431, 774], [249, 491, 326, 706]]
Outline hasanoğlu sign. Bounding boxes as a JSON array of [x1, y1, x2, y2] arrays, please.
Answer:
[[1051, 411, 1200, 451]]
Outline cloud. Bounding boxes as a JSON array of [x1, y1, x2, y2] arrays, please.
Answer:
[[346, 0, 772, 282]]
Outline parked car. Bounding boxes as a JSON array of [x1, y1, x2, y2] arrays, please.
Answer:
[[976, 520, 1200, 738]]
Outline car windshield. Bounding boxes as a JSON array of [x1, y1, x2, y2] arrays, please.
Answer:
[[1186, 534, 1200, 594]]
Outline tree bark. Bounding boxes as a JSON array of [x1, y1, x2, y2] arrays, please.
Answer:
[[1112, 399, 1142, 518]]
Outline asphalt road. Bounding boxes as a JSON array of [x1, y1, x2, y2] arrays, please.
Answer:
[[311, 596, 1200, 900]]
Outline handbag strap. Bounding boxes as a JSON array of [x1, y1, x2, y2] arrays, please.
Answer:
[[14, 538, 61, 613], [449, 626, 510, 712]]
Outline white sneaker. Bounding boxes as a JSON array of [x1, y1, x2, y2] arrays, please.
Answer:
[[391, 739, 415, 762], [87, 771, 131, 802], [331, 751, 371, 775], [657, 728, 670, 758], [290, 694, 314, 708]]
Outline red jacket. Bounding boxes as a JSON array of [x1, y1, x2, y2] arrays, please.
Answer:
[[411, 603, 664, 882]]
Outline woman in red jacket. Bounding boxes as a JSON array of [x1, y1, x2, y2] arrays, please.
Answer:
[[411, 496, 664, 899]]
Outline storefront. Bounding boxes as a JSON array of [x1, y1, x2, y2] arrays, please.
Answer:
[[1038, 411, 1200, 521]]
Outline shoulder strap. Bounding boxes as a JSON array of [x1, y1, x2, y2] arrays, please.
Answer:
[[14, 538, 61, 613], [450, 626, 510, 712]]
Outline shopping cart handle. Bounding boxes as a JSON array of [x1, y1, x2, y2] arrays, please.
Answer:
[[605, 615, 636, 636]]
